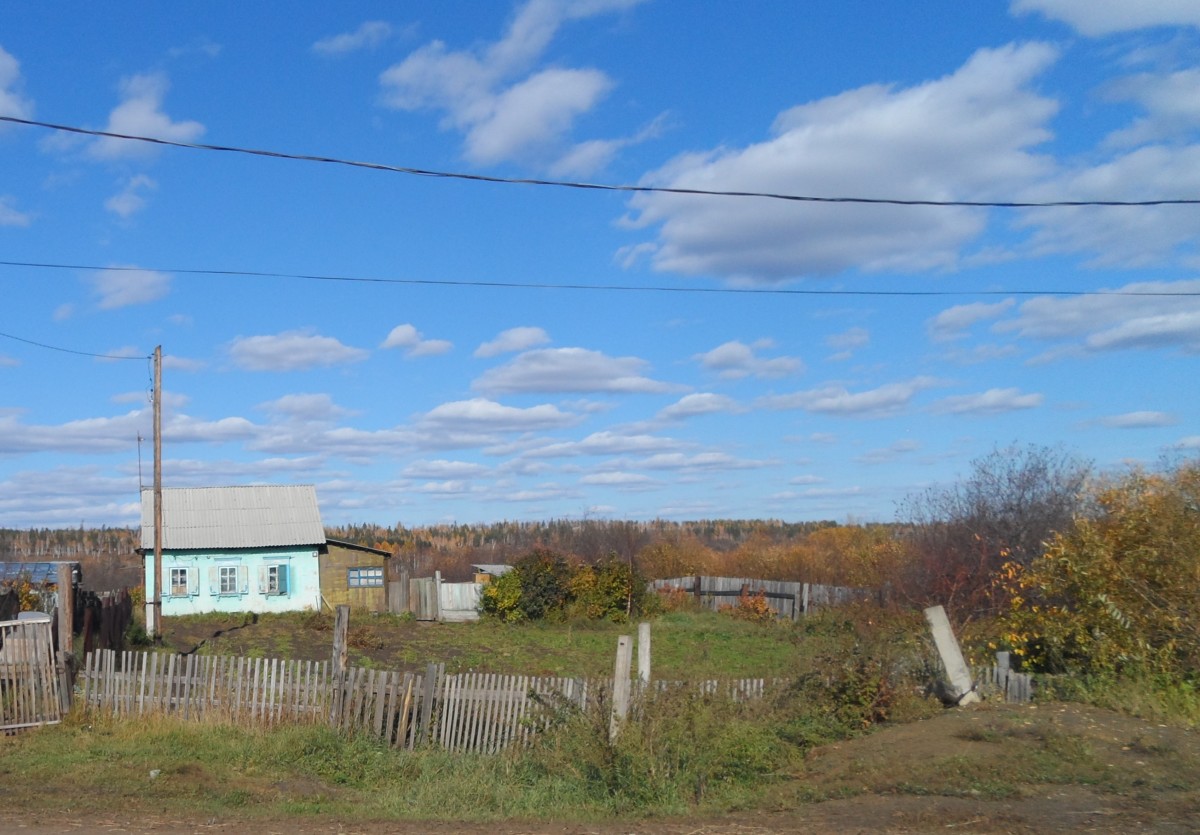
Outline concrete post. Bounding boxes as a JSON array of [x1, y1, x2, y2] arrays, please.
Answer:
[[923, 605, 979, 705]]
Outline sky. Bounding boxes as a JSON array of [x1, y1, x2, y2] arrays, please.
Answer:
[[0, 0, 1197, 530]]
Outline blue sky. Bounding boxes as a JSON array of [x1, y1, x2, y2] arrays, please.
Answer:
[[0, 0, 1197, 529]]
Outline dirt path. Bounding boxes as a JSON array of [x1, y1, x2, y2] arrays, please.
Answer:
[[4, 703, 1198, 834]]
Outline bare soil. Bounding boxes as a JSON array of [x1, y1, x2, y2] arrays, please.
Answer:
[[4, 702, 1198, 834]]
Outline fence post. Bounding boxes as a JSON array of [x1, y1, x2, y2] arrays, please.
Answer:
[[610, 635, 632, 742], [692, 574, 702, 606], [330, 604, 349, 724], [637, 622, 651, 684], [434, 570, 443, 623], [55, 563, 75, 712], [923, 605, 979, 706], [996, 650, 1011, 701]]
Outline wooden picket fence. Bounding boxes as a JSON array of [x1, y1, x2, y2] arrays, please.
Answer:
[[973, 659, 1035, 704], [79, 648, 775, 753], [650, 576, 879, 620], [0, 617, 62, 732]]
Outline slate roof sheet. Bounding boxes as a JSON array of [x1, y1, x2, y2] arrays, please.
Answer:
[[139, 485, 326, 551]]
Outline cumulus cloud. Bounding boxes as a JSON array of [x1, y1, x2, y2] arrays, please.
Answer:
[[525, 430, 687, 458], [474, 347, 677, 394], [474, 326, 550, 357], [104, 174, 156, 218], [995, 279, 1200, 355], [928, 300, 1015, 341], [693, 340, 803, 379], [379, 0, 646, 169], [579, 471, 659, 490], [1016, 147, 1200, 268], [381, 323, 453, 357], [0, 46, 32, 120], [91, 266, 171, 309], [229, 330, 369, 371], [89, 73, 204, 159], [932, 387, 1044, 415], [402, 459, 491, 479], [258, 393, 351, 422], [1103, 69, 1200, 148], [1010, 0, 1200, 36], [856, 439, 920, 464], [623, 43, 1058, 283], [1097, 410, 1177, 428], [312, 21, 394, 55], [657, 393, 739, 421], [759, 376, 942, 417], [636, 452, 767, 472], [418, 398, 578, 434]]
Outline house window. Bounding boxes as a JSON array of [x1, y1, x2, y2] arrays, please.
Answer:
[[170, 567, 189, 597], [347, 566, 384, 588], [260, 564, 289, 596], [219, 565, 239, 595]]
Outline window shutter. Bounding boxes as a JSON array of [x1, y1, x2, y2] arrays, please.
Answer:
[[257, 565, 268, 594], [208, 566, 219, 595], [238, 565, 249, 594], [277, 564, 289, 595], [162, 568, 171, 598], [188, 567, 200, 596]]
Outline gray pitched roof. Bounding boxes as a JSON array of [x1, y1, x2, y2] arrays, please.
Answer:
[[139, 485, 326, 551]]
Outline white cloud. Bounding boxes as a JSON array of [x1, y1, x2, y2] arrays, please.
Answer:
[[996, 279, 1200, 355], [932, 387, 1044, 415], [1174, 435, 1200, 449], [624, 43, 1058, 283], [229, 330, 369, 371], [1098, 410, 1177, 428], [657, 393, 739, 421], [402, 459, 491, 479], [928, 299, 1015, 341], [91, 266, 171, 309], [693, 340, 803, 379], [1103, 69, 1200, 148], [1011, 0, 1200, 36], [474, 347, 677, 394], [0, 195, 31, 227], [89, 73, 204, 159], [759, 376, 942, 417], [312, 21, 394, 56], [419, 398, 578, 434], [380, 323, 452, 357], [636, 452, 767, 472], [526, 430, 687, 458], [104, 174, 157, 218], [1016, 147, 1200, 268], [579, 471, 659, 490], [0, 46, 32, 120], [856, 439, 920, 464], [379, 0, 644, 168], [258, 393, 350, 422], [474, 326, 550, 357], [0, 355, 17, 368]]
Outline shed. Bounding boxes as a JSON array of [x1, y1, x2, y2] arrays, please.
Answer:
[[319, 539, 392, 613], [471, 564, 513, 584]]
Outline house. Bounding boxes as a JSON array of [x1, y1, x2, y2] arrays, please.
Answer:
[[140, 485, 390, 617], [471, 564, 512, 584]]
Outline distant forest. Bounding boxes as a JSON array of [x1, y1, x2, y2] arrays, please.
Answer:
[[0, 519, 847, 589]]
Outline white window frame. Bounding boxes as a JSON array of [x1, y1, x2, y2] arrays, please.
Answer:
[[347, 566, 384, 588], [170, 567, 189, 597]]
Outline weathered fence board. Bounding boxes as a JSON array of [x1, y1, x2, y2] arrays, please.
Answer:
[[650, 576, 877, 619], [0, 617, 62, 732], [80, 648, 776, 753]]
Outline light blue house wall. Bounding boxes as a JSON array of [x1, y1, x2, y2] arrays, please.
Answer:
[[144, 545, 322, 616]]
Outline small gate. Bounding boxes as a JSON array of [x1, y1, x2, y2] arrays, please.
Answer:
[[0, 615, 62, 732]]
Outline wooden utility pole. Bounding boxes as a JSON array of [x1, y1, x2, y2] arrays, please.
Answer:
[[150, 345, 163, 639]]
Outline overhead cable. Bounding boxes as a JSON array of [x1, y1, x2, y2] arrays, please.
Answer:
[[0, 328, 150, 360], [2, 259, 1197, 297], [2, 115, 1197, 209]]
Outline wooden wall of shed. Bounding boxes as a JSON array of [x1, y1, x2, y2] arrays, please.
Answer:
[[319, 545, 388, 612]]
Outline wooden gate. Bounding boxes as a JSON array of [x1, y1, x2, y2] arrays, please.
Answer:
[[0, 616, 62, 732]]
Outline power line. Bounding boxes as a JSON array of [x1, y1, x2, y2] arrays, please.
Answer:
[[0, 328, 150, 360], [3, 115, 1198, 209], [2, 259, 1199, 298]]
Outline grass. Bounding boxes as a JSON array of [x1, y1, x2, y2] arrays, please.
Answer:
[[158, 607, 806, 679]]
